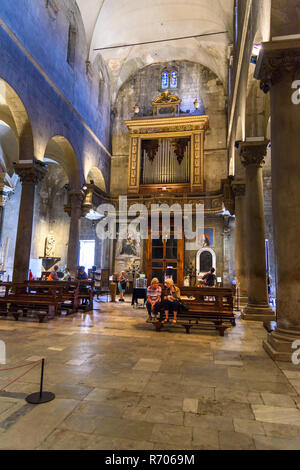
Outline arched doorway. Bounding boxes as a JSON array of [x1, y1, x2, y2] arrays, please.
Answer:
[[196, 247, 216, 277]]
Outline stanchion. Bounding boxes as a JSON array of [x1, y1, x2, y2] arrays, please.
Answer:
[[26, 359, 55, 404]]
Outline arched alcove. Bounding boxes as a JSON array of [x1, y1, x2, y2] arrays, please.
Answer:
[[87, 166, 106, 192], [196, 247, 216, 276]]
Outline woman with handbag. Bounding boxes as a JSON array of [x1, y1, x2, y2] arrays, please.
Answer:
[[163, 278, 181, 324], [118, 271, 127, 302]]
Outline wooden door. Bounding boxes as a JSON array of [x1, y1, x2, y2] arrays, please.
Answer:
[[146, 223, 184, 286]]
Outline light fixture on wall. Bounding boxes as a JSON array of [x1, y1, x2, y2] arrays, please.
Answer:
[[82, 185, 87, 191], [250, 44, 262, 64], [133, 104, 140, 115], [194, 99, 200, 110]]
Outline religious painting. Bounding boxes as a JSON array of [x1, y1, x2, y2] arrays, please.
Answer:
[[198, 228, 215, 248], [117, 234, 141, 258]]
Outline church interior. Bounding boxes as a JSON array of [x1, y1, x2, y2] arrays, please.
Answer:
[[0, 0, 299, 451]]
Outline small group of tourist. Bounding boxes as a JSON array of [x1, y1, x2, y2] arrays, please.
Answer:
[[146, 278, 181, 324], [47, 266, 87, 282]]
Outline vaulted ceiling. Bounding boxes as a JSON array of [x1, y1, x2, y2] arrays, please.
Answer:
[[76, 0, 234, 100]]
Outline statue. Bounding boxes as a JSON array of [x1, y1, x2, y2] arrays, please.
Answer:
[[45, 231, 56, 258]]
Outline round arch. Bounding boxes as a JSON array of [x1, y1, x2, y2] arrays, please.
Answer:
[[0, 77, 34, 161], [86, 166, 106, 192], [196, 247, 217, 276], [44, 135, 81, 190]]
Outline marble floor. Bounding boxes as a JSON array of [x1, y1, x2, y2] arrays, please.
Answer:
[[0, 298, 300, 450]]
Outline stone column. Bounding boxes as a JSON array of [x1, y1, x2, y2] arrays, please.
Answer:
[[255, 39, 300, 360], [238, 141, 275, 322], [67, 190, 84, 276], [232, 182, 248, 301], [13, 160, 47, 283]]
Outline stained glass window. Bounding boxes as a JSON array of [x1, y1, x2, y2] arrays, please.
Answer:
[[170, 70, 178, 89], [161, 72, 169, 90]]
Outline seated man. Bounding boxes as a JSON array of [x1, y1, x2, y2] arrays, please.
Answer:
[[146, 278, 162, 321], [48, 265, 59, 281]]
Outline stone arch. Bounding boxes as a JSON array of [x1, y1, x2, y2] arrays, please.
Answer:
[[0, 77, 34, 161], [86, 166, 106, 192], [196, 247, 216, 276], [44, 136, 81, 191]]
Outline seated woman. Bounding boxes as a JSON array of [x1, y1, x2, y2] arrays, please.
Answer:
[[63, 267, 72, 281], [146, 278, 162, 321], [163, 278, 181, 324], [48, 265, 59, 281]]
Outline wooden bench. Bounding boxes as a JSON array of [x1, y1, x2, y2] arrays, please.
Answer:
[[0, 282, 64, 322], [77, 280, 95, 311], [25, 280, 79, 313], [149, 286, 235, 337]]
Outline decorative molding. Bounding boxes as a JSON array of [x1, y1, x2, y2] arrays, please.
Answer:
[[255, 39, 300, 93], [13, 159, 47, 185], [238, 140, 269, 168]]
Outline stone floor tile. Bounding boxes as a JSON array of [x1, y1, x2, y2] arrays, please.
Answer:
[[184, 413, 234, 432], [261, 393, 297, 408], [254, 435, 300, 450], [150, 423, 192, 447], [0, 399, 78, 450], [93, 416, 154, 442], [233, 418, 265, 437], [262, 422, 300, 439], [192, 426, 219, 449], [219, 431, 255, 450], [122, 405, 184, 426], [252, 405, 300, 426]]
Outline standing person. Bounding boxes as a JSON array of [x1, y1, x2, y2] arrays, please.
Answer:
[[118, 271, 127, 302], [202, 268, 217, 287], [48, 265, 59, 281], [146, 278, 162, 321], [163, 278, 181, 324]]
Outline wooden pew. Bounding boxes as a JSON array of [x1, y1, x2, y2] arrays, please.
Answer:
[[149, 286, 235, 337], [25, 280, 79, 313], [77, 280, 95, 311], [0, 282, 64, 322]]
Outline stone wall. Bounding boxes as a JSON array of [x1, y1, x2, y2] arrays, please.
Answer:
[[0, 0, 111, 188]]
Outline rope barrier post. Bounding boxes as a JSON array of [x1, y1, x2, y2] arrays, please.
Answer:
[[26, 359, 55, 405]]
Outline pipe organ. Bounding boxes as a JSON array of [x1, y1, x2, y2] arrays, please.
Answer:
[[125, 91, 209, 194], [141, 138, 191, 185]]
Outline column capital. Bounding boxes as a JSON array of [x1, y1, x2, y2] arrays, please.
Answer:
[[254, 39, 300, 93], [65, 189, 85, 216], [238, 140, 269, 168], [13, 159, 47, 184], [232, 181, 246, 197]]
